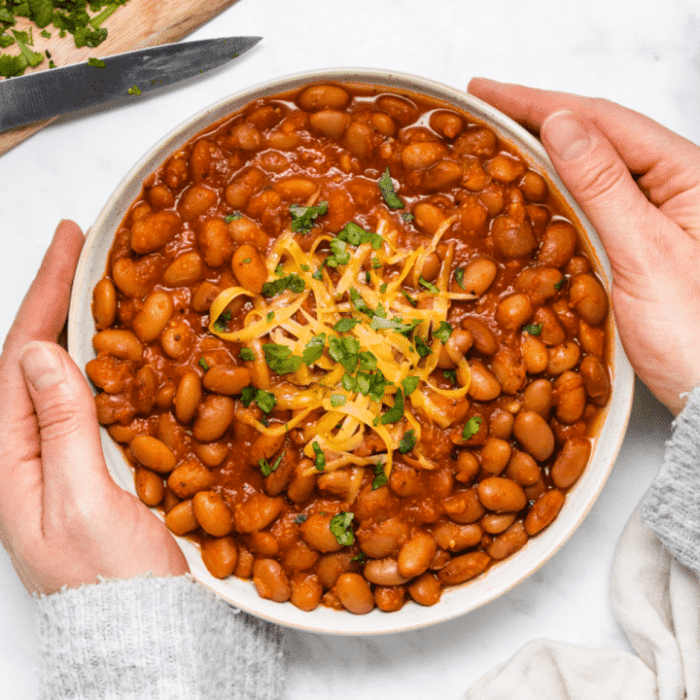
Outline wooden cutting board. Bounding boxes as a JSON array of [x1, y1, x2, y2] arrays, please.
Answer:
[[0, 0, 240, 156]]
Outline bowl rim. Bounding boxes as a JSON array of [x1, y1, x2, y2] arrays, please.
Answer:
[[67, 67, 634, 636]]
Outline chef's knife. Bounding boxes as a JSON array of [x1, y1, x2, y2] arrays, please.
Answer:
[[0, 36, 261, 133]]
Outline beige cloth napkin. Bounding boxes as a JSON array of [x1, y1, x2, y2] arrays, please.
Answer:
[[465, 507, 700, 700]]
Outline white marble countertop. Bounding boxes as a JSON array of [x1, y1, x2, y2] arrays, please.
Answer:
[[0, 0, 693, 697]]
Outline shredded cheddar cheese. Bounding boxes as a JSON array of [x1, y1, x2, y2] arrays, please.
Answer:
[[208, 211, 476, 481]]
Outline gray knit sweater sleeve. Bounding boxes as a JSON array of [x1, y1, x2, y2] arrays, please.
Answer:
[[35, 574, 285, 700], [640, 386, 700, 577]]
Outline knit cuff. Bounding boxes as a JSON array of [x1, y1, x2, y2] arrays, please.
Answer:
[[640, 386, 700, 578], [36, 574, 285, 700]]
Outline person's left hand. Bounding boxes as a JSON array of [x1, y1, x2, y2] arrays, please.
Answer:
[[0, 220, 189, 596]]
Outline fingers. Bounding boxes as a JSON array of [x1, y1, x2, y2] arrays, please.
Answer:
[[467, 78, 696, 176], [18, 342, 113, 502], [536, 109, 673, 279], [3, 219, 84, 355]]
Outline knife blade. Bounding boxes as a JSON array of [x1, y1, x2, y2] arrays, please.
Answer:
[[0, 36, 262, 133]]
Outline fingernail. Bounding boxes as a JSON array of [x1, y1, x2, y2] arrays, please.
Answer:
[[542, 110, 590, 162], [19, 342, 65, 391]]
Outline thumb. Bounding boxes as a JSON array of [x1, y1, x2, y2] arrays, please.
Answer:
[[19, 341, 112, 499], [540, 109, 664, 278]]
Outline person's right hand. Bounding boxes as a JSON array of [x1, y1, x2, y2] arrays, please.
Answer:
[[469, 79, 700, 415]]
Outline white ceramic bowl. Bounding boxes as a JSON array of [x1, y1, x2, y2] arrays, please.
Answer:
[[67, 68, 634, 635]]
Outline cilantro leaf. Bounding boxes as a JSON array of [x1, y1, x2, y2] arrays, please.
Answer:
[[198, 358, 209, 371], [433, 321, 452, 344], [290, 201, 328, 233], [333, 317, 361, 333], [302, 333, 326, 366], [523, 323, 543, 336], [127, 85, 142, 96], [455, 268, 466, 290], [325, 238, 351, 267], [225, 212, 242, 223], [330, 393, 347, 407], [259, 452, 285, 477], [401, 212, 415, 222], [212, 308, 232, 333], [294, 513, 308, 524], [462, 416, 483, 440], [241, 386, 276, 414], [443, 369, 457, 386], [378, 167, 404, 209], [401, 375, 420, 396], [375, 389, 404, 425], [398, 429, 417, 455], [87, 57, 105, 67], [262, 343, 303, 374], [261, 273, 305, 298], [239, 348, 255, 362], [11, 29, 43, 67], [414, 336, 433, 358], [328, 335, 361, 374], [312, 441, 326, 472], [419, 276, 440, 294], [329, 511, 354, 546], [554, 278, 566, 290], [338, 222, 383, 250], [372, 462, 388, 490]]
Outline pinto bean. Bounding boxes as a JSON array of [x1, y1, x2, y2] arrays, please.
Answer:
[[202, 536, 238, 579], [363, 558, 410, 587], [467, 361, 501, 401], [525, 490, 565, 535], [461, 318, 498, 355], [569, 274, 608, 325], [580, 355, 611, 406], [232, 244, 267, 293], [130, 435, 177, 474], [408, 574, 442, 606], [253, 559, 292, 602], [547, 341, 582, 376], [132, 291, 174, 343], [398, 531, 437, 579], [299, 513, 345, 553], [505, 450, 541, 486], [532, 307, 566, 346], [491, 349, 527, 395], [167, 459, 214, 499], [495, 293, 534, 332], [130, 211, 180, 254], [92, 278, 117, 330], [443, 488, 485, 524], [290, 574, 323, 612], [437, 552, 490, 585], [93, 330, 142, 362], [335, 573, 374, 614], [432, 520, 482, 551], [134, 467, 165, 506], [478, 477, 527, 513], [487, 521, 528, 560], [174, 371, 202, 424], [193, 491, 233, 537], [234, 494, 284, 533], [537, 221, 577, 267], [513, 410, 555, 461], [298, 84, 351, 111], [309, 109, 350, 139], [550, 438, 591, 489], [553, 371, 587, 424], [164, 499, 198, 536]]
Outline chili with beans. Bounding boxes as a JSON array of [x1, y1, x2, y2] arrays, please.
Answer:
[[89, 81, 611, 614]]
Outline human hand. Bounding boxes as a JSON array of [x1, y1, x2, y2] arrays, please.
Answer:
[[468, 78, 700, 416], [0, 220, 188, 596]]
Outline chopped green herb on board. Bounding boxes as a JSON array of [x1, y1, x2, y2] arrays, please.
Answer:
[[127, 84, 141, 95], [0, 1, 133, 78], [87, 56, 105, 67]]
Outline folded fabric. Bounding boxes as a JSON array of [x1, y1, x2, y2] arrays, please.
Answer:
[[35, 574, 285, 700]]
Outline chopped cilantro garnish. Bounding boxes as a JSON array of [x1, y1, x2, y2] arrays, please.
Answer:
[[371, 257, 382, 269], [341, 373, 358, 392], [243, 258, 252, 264], [443, 369, 457, 385], [266, 311, 275, 322], [372, 462, 388, 490], [370, 315, 420, 336], [239, 348, 255, 362], [433, 321, 453, 344], [330, 393, 347, 407], [127, 85, 142, 96], [11, 29, 43, 68], [401, 376, 420, 396], [294, 513, 308, 524], [398, 429, 417, 455], [212, 308, 232, 333], [263, 343, 303, 374], [328, 335, 361, 374], [312, 441, 326, 472], [378, 167, 404, 209], [329, 511, 354, 546], [374, 388, 404, 425], [349, 288, 374, 317], [87, 57, 105, 68], [241, 386, 276, 414], [414, 335, 433, 358], [401, 290, 417, 307], [40, 29, 50, 38], [225, 212, 242, 223], [261, 273, 305, 298], [554, 277, 566, 290], [290, 201, 328, 233], [419, 276, 440, 294], [358, 351, 377, 372], [333, 317, 361, 333], [198, 358, 209, 371], [351, 551, 367, 564], [455, 268, 466, 290], [325, 238, 351, 267], [379, 282, 388, 294], [462, 416, 483, 440], [401, 212, 415, 222], [338, 222, 383, 249], [523, 323, 543, 336], [259, 452, 285, 477], [311, 260, 327, 281], [302, 333, 326, 366]]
